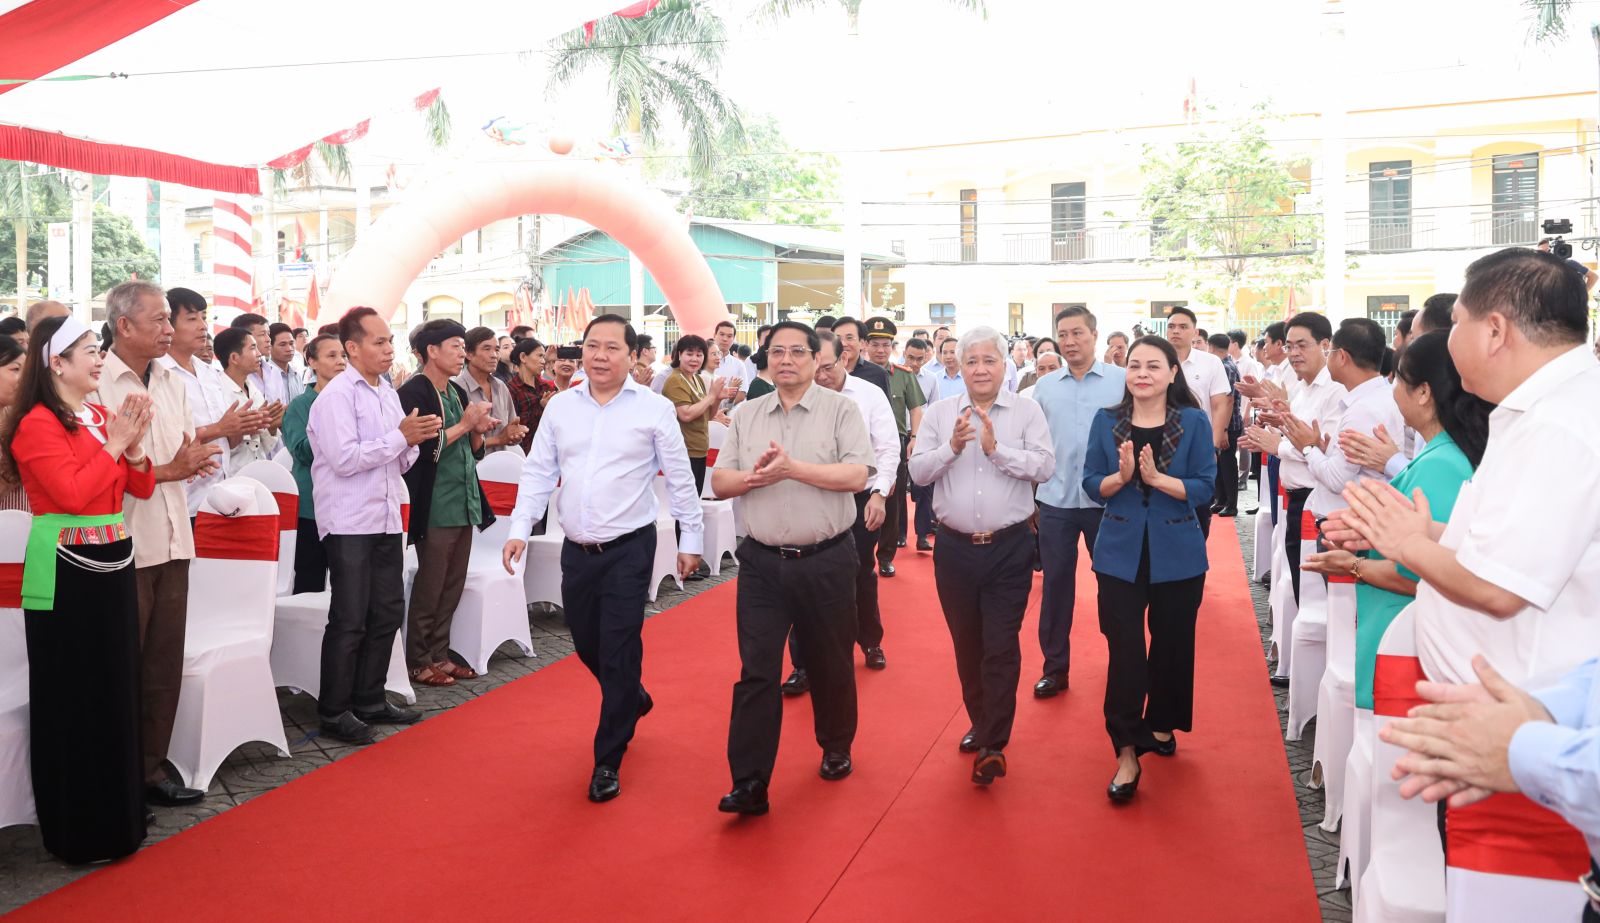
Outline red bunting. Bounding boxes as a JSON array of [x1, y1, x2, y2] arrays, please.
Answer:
[[583, 0, 660, 43]]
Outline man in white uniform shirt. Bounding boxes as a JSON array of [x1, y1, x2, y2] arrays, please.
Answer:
[[1164, 307, 1232, 537], [1336, 248, 1600, 916], [502, 315, 703, 805], [212, 325, 282, 471], [711, 320, 747, 404], [782, 331, 901, 694]]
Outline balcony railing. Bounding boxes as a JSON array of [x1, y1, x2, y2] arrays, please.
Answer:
[[1000, 228, 1152, 262]]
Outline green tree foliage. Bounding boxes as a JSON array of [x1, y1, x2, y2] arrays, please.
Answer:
[[2, 205, 161, 295], [677, 115, 838, 225], [1139, 105, 1321, 321]]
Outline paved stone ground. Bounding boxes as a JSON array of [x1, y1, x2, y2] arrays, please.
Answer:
[[3, 509, 1346, 920], [1233, 494, 1352, 923]]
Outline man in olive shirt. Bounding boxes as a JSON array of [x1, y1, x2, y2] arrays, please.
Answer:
[[712, 321, 876, 816], [863, 316, 925, 575]]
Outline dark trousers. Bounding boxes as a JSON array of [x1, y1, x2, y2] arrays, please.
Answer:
[[1097, 558, 1205, 755], [1215, 434, 1239, 512], [1283, 487, 1312, 603], [559, 527, 655, 770], [877, 436, 909, 566], [1036, 502, 1102, 679], [135, 558, 189, 785], [909, 481, 936, 539], [728, 535, 858, 785], [789, 491, 882, 670], [292, 517, 328, 594], [1267, 456, 1282, 526], [1198, 502, 1213, 539], [406, 525, 473, 670], [677, 456, 707, 543], [934, 527, 1033, 750], [321, 533, 405, 719]]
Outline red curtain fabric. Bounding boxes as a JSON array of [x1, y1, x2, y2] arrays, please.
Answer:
[[0, 562, 22, 608], [0, 0, 198, 98], [1447, 793, 1591, 880], [193, 513, 279, 561], [271, 492, 299, 531], [480, 481, 518, 517], [0, 125, 260, 194]]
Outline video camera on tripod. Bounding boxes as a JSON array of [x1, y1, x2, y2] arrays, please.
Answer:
[[1542, 218, 1574, 259]]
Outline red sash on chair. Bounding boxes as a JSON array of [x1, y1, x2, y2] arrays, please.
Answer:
[[193, 512, 279, 561], [400, 503, 411, 533], [1372, 654, 1428, 717], [0, 561, 23, 608], [1448, 794, 1592, 881], [480, 481, 518, 517], [1301, 509, 1319, 542], [270, 492, 299, 530]]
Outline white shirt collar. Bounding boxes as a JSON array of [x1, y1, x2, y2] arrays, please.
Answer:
[[1497, 344, 1598, 413]]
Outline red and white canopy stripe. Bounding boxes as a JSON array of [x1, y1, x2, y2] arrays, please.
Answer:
[[0, 0, 624, 193]]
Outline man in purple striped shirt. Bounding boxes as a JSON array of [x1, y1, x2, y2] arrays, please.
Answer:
[[306, 307, 442, 744]]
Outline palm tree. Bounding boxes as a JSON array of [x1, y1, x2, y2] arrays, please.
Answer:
[[546, 0, 744, 180], [1525, 0, 1572, 42], [755, 0, 987, 32]]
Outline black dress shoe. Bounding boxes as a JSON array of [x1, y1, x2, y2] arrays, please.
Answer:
[[1269, 675, 1290, 688], [1216, 508, 1238, 518], [354, 701, 422, 725], [819, 751, 853, 781], [318, 710, 376, 745], [1108, 766, 1142, 803], [959, 729, 979, 753], [863, 647, 887, 670], [878, 563, 896, 577], [971, 749, 1007, 785], [145, 777, 204, 807], [896, 538, 906, 548], [1033, 673, 1067, 698], [588, 766, 620, 803], [637, 688, 654, 718], [781, 669, 810, 696], [718, 779, 769, 816], [144, 811, 157, 827], [916, 537, 933, 552]]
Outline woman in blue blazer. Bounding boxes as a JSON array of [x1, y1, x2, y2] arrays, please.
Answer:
[[1081, 336, 1216, 803]]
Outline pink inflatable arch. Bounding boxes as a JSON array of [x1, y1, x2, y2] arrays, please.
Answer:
[[323, 160, 725, 336]]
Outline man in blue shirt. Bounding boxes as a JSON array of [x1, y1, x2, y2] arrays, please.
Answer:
[[1030, 306, 1125, 698], [933, 336, 966, 402], [1383, 654, 1600, 920]]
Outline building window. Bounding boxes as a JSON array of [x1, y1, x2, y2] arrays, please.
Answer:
[[959, 189, 977, 262], [1368, 161, 1412, 251], [1365, 295, 1410, 338], [1051, 182, 1087, 261], [1491, 153, 1539, 245], [929, 303, 956, 325], [1008, 303, 1025, 335], [1150, 300, 1187, 319]]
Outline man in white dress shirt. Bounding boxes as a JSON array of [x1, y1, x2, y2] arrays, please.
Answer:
[[711, 320, 747, 405], [263, 322, 305, 405], [1336, 248, 1600, 914], [212, 326, 282, 470], [1164, 307, 1232, 538], [502, 315, 703, 805], [902, 336, 941, 549], [781, 331, 901, 694]]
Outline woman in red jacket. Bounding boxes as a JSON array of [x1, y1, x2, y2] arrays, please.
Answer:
[[3, 315, 155, 864]]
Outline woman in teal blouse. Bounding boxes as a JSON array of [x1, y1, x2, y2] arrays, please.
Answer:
[[282, 334, 345, 593], [1305, 331, 1493, 709]]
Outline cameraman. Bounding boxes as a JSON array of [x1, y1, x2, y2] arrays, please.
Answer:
[[1538, 238, 1598, 292]]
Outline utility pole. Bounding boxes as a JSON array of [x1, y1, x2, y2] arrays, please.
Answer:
[[13, 161, 29, 314]]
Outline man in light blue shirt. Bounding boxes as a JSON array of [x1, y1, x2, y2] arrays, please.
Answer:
[[1030, 306, 1125, 698], [1383, 653, 1599, 919], [933, 336, 966, 402]]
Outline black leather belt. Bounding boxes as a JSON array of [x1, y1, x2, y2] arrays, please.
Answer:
[[1286, 487, 1312, 500], [565, 524, 651, 555], [744, 530, 850, 560], [937, 519, 1030, 546]]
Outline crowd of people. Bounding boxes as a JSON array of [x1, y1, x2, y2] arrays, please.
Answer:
[[6, 248, 1596, 921]]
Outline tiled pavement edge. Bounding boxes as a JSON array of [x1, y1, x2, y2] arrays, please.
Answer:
[[4, 503, 1347, 921]]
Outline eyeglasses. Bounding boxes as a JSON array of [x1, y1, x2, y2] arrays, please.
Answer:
[[767, 346, 812, 360], [815, 361, 837, 375]]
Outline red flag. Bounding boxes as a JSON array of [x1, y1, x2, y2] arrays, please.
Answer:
[[306, 270, 321, 323]]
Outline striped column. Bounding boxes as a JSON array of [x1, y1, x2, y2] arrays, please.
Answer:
[[211, 194, 254, 329]]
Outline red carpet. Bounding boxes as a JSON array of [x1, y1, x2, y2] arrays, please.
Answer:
[[8, 524, 1318, 922]]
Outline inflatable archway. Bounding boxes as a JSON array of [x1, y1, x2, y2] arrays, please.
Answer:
[[323, 160, 724, 336]]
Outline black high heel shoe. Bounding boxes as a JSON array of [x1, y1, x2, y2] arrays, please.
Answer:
[[1107, 765, 1142, 803], [1134, 731, 1177, 758]]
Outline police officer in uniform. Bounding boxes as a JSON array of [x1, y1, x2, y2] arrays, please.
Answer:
[[863, 317, 925, 577]]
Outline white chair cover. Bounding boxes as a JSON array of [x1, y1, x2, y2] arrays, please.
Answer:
[[270, 478, 414, 704], [1338, 707, 1374, 895], [1355, 608, 1445, 923], [271, 445, 293, 470], [648, 518, 682, 603], [522, 486, 565, 608], [1286, 511, 1327, 741], [1252, 453, 1273, 579], [1314, 573, 1359, 829], [703, 421, 728, 499], [0, 511, 35, 829], [237, 459, 299, 597], [167, 477, 290, 790], [700, 499, 739, 576], [449, 452, 534, 674], [1267, 483, 1297, 674]]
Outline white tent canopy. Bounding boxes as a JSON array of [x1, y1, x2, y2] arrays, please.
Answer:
[[0, 0, 622, 192]]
